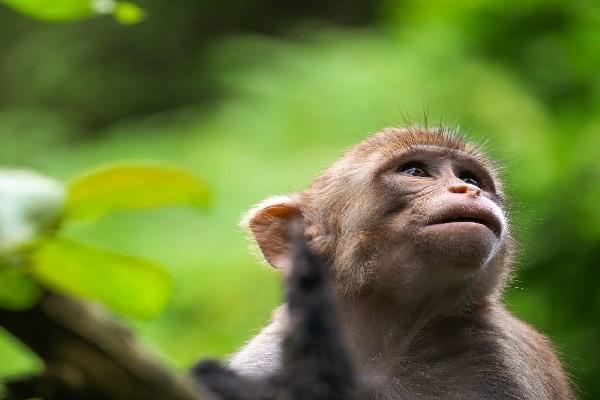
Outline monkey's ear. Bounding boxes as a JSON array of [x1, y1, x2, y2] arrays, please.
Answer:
[[241, 195, 302, 268]]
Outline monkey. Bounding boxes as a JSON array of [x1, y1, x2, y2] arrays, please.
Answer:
[[221, 126, 573, 399]]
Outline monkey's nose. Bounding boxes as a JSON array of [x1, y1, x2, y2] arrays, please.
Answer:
[[448, 183, 481, 197]]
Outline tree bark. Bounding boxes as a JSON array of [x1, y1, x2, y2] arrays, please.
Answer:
[[0, 294, 215, 400]]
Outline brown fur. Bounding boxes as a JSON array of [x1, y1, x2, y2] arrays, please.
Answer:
[[230, 126, 573, 399]]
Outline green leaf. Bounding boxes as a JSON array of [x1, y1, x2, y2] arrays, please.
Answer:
[[1, 0, 145, 24], [1, 0, 95, 21], [31, 237, 171, 319], [0, 264, 42, 311], [65, 163, 211, 220], [113, 1, 144, 24]]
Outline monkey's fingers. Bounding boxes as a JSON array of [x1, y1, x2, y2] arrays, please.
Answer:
[[191, 360, 278, 400]]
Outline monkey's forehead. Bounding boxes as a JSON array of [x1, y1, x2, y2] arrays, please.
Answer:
[[313, 126, 502, 185], [349, 127, 480, 158]]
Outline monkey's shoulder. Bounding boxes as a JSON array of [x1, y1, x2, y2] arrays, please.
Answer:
[[395, 305, 572, 399]]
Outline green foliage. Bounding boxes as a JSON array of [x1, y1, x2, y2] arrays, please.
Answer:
[[1, 0, 94, 20], [66, 163, 211, 220], [0, 164, 209, 320], [0, 0, 143, 23], [112, 1, 144, 24], [31, 237, 170, 319], [0, 264, 41, 310]]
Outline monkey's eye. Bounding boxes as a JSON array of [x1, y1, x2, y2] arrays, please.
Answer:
[[397, 162, 429, 177], [458, 171, 480, 187]]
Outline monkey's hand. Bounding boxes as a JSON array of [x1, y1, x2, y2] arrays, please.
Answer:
[[191, 229, 357, 400], [191, 360, 279, 400]]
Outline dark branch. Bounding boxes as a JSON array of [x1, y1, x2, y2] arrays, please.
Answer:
[[0, 294, 215, 400]]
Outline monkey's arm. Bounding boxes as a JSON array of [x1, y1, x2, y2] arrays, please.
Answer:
[[191, 232, 357, 400]]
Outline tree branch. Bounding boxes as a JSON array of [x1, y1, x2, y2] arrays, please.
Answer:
[[0, 294, 216, 400]]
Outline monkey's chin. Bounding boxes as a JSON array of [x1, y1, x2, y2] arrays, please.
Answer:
[[417, 222, 499, 270]]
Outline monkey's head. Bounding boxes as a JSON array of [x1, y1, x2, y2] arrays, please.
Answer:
[[244, 127, 513, 307]]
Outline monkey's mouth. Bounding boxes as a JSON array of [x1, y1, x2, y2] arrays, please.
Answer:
[[427, 208, 502, 237]]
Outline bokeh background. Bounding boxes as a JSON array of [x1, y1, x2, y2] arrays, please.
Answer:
[[0, 0, 598, 397]]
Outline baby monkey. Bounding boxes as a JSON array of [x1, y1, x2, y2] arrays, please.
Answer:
[[227, 127, 572, 399]]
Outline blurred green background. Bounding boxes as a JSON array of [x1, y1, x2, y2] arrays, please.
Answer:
[[0, 0, 598, 397]]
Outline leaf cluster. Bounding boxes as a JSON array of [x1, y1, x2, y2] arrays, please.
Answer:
[[0, 164, 210, 319]]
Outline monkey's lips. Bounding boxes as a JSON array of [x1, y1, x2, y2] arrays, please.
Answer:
[[425, 206, 502, 237]]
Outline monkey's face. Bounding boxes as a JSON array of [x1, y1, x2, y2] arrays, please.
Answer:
[[311, 140, 511, 301], [375, 146, 506, 266], [244, 128, 512, 302]]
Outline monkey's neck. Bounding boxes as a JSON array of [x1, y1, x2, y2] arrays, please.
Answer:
[[337, 287, 469, 366]]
